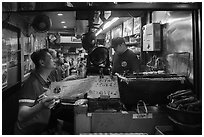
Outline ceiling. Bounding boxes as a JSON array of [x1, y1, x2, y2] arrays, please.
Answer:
[[37, 2, 135, 36], [45, 11, 77, 34], [3, 2, 145, 36]]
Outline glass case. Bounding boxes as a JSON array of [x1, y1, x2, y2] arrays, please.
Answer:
[[2, 23, 21, 90]]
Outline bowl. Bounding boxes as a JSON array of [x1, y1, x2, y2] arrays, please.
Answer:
[[166, 105, 202, 125]]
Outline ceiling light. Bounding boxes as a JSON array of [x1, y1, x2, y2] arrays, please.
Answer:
[[61, 21, 66, 24], [63, 26, 67, 28], [57, 13, 63, 16], [95, 17, 119, 36], [103, 17, 119, 30], [95, 29, 102, 36]]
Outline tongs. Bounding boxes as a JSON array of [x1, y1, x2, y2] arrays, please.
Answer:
[[115, 73, 129, 84]]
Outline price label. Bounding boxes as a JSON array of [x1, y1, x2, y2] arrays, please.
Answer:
[[132, 113, 153, 119]]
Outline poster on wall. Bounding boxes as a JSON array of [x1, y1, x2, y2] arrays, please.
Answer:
[[105, 31, 111, 47], [30, 34, 34, 52], [133, 17, 141, 34], [123, 18, 133, 37], [2, 63, 8, 89], [112, 24, 122, 38]]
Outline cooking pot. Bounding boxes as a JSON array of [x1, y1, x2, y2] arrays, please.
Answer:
[[89, 47, 109, 66]]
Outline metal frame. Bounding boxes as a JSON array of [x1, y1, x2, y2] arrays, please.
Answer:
[[2, 2, 201, 12]]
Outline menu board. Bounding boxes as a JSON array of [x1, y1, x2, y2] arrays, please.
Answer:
[[111, 24, 122, 38], [133, 17, 141, 34], [123, 18, 133, 37]]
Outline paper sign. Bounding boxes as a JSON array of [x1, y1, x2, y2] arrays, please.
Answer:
[[132, 113, 153, 119], [87, 76, 120, 98]]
